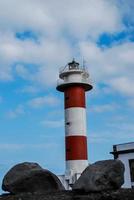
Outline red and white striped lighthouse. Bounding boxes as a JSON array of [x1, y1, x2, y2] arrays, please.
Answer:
[[57, 60, 93, 186]]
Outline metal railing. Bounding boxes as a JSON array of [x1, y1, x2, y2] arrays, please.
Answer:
[[59, 65, 88, 74], [57, 77, 92, 86]]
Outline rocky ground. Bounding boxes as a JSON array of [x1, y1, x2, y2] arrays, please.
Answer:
[[1, 161, 134, 200], [0, 189, 134, 200]]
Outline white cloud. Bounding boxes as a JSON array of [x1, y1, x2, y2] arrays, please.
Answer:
[[28, 96, 60, 108], [109, 123, 134, 133], [89, 133, 109, 144], [0, 32, 72, 84], [0, 0, 123, 38], [16, 64, 31, 79], [117, 0, 134, 24], [0, 144, 24, 150], [128, 99, 134, 109], [6, 105, 25, 119], [0, 143, 59, 150], [109, 77, 134, 96], [80, 41, 134, 97], [0, 0, 125, 85], [0, 0, 132, 100], [20, 85, 40, 94], [88, 111, 134, 144], [91, 103, 119, 113], [41, 119, 64, 128], [89, 129, 134, 144]]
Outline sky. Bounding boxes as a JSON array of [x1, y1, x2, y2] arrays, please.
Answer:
[[0, 0, 134, 192]]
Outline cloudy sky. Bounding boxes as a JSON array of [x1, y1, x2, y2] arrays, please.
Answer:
[[0, 0, 134, 190]]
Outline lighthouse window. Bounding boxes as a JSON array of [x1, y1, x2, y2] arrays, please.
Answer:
[[65, 96, 69, 100], [66, 122, 70, 125], [129, 159, 134, 182], [66, 148, 71, 152]]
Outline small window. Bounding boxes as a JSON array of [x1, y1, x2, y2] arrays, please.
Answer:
[[129, 159, 134, 182], [65, 96, 69, 100], [66, 122, 70, 125], [66, 148, 71, 152]]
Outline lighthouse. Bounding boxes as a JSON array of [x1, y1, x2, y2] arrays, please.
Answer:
[[57, 60, 93, 188]]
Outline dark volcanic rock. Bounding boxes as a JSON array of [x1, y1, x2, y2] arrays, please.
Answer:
[[73, 160, 125, 192], [2, 162, 64, 194], [0, 189, 134, 200]]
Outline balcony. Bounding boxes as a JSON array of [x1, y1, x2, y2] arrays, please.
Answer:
[[57, 77, 91, 86], [56, 77, 93, 92]]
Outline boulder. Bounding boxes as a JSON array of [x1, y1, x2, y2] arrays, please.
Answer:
[[73, 159, 125, 192], [2, 162, 65, 194]]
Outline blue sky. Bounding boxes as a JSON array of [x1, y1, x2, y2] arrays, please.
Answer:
[[0, 0, 134, 193]]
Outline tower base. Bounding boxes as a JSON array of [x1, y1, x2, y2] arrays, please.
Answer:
[[58, 173, 81, 190], [58, 160, 88, 190]]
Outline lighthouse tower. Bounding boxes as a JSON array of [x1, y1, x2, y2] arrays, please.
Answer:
[[57, 60, 93, 188]]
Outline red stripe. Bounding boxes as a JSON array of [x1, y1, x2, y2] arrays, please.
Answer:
[[66, 136, 88, 160], [64, 86, 86, 108]]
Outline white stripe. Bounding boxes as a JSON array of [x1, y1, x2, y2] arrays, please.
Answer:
[[65, 160, 88, 175], [65, 107, 87, 136]]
